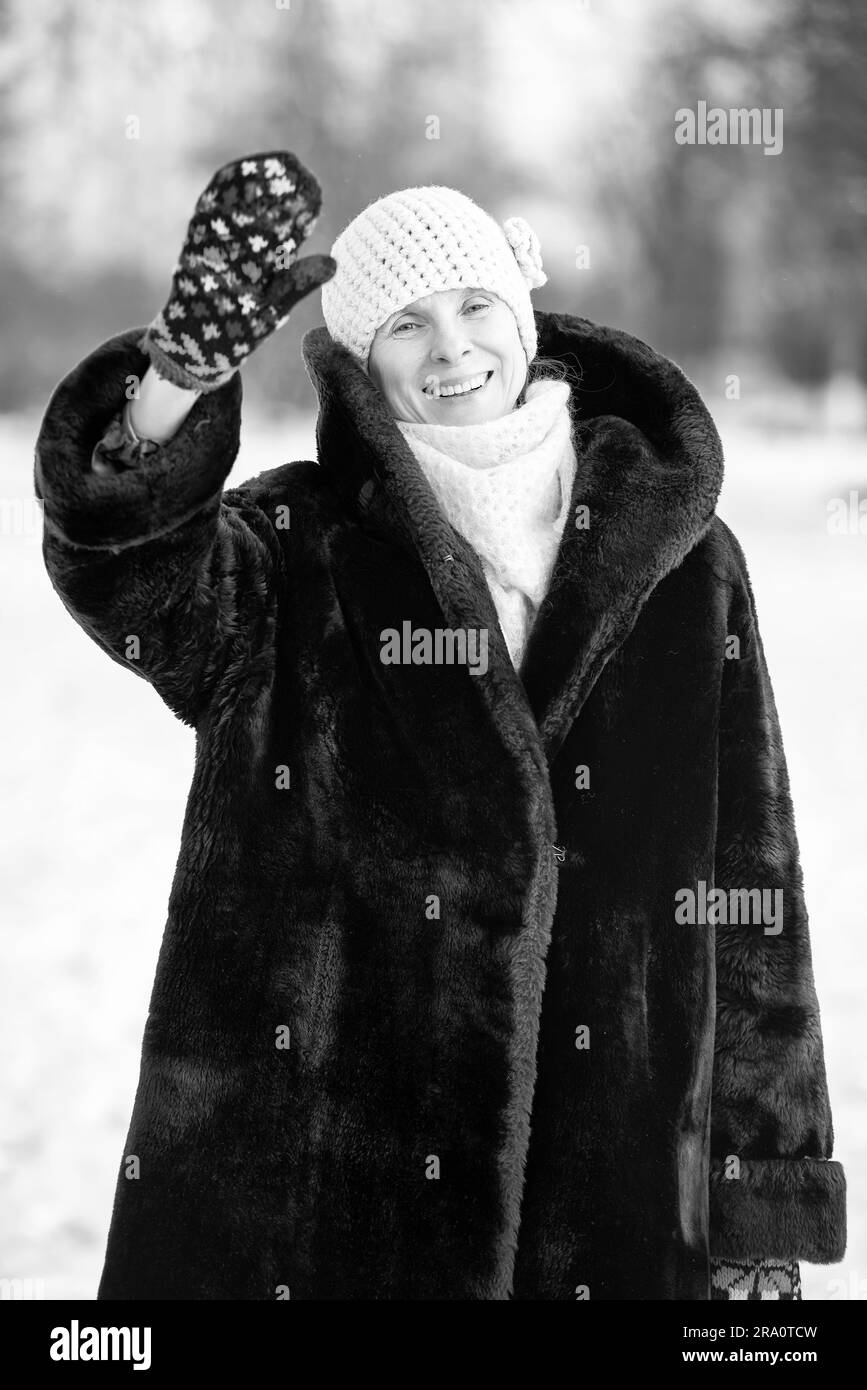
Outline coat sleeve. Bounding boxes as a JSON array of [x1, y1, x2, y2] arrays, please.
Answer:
[[707, 524, 846, 1264], [34, 328, 283, 729]]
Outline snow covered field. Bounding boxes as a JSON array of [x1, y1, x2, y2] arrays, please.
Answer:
[[1, 410, 864, 1301]]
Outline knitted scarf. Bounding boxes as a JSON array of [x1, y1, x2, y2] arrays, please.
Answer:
[[395, 378, 576, 669]]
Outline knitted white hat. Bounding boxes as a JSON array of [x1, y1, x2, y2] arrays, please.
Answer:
[[320, 185, 547, 369]]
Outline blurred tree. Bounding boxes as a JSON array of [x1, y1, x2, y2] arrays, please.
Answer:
[[1, 0, 863, 408], [769, 0, 867, 386], [624, 0, 867, 386]]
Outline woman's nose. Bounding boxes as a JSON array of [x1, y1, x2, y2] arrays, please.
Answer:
[[430, 323, 473, 364]]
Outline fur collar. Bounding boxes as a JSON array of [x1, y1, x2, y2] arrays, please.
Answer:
[[303, 309, 724, 765]]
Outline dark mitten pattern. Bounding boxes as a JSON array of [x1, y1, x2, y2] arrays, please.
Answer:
[[142, 151, 334, 390]]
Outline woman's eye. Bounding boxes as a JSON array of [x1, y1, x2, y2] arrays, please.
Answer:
[[392, 301, 489, 334]]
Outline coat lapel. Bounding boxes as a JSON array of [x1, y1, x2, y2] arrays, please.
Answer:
[[301, 311, 725, 770], [303, 324, 548, 804], [518, 313, 725, 761]]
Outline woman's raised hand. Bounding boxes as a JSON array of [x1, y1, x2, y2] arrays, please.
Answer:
[[140, 150, 336, 392]]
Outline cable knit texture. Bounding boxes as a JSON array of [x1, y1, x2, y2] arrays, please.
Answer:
[[396, 378, 576, 669]]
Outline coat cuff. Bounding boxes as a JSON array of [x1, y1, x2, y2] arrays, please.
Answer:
[[34, 326, 242, 552], [709, 1157, 846, 1263]]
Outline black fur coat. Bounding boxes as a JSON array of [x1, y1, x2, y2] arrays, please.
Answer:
[[34, 311, 846, 1299]]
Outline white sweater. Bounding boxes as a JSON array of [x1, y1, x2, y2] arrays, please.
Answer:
[[395, 378, 577, 669]]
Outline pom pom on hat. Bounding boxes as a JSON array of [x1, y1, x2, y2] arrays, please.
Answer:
[[321, 185, 547, 368]]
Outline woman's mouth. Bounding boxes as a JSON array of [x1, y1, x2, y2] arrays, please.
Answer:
[[423, 370, 493, 400]]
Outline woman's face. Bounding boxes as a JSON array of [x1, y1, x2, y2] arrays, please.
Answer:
[[367, 287, 527, 425]]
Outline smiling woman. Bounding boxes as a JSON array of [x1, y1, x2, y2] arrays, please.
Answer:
[[367, 287, 527, 424], [34, 151, 845, 1302], [322, 185, 548, 426], [317, 186, 585, 668]]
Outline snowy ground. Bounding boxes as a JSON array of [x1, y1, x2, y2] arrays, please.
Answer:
[[1, 409, 864, 1301]]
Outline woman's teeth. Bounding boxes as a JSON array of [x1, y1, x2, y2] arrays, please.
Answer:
[[424, 371, 491, 398]]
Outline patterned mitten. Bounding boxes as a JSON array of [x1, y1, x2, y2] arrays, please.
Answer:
[[141, 150, 336, 391], [710, 1257, 802, 1300]]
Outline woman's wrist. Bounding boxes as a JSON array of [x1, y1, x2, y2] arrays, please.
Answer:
[[128, 363, 202, 444]]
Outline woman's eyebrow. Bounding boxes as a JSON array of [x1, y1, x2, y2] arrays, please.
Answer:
[[381, 302, 427, 332], [388, 289, 486, 327]]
